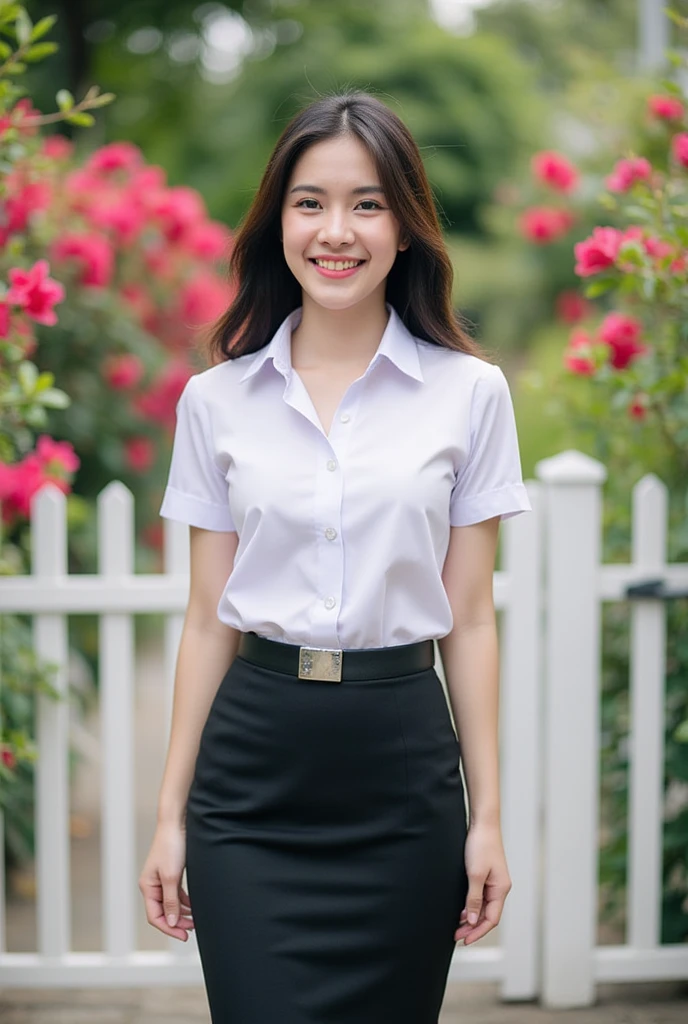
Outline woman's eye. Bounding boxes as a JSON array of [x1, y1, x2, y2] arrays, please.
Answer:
[[295, 199, 383, 210]]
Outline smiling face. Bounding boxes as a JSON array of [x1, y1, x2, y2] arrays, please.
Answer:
[[280, 134, 409, 313]]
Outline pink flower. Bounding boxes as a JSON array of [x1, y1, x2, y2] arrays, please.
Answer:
[[51, 233, 114, 288], [643, 235, 675, 260], [671, 133, 688, 168], [102, 353, 145, 390], [531, 151, 579, 193], [149, 186, 207, 243], [0, 455, 45, 520], [41, 134, 74, 160], [563, 328, 597, 376], [88, 197, 146, 247], [124, 437, 155, 473], [647, 95, 684, 121], [10, 98, 41, 136], [555, 290, 591, 325], [135, 362, 193, 430], [179, 270, 233, 327], [1, 746, 16, 770], [181, 221, 232, 261], [35, 435, 80, 475], [6, 259, 65, 326], [86, 141, 143, 176], [519, 206, 575, 244], [599, 312, 647, 369], [573, 227, 623, 276], [605, 157, 652, 192], [0, 301, 9, 338], [629, 394, 649, 420]]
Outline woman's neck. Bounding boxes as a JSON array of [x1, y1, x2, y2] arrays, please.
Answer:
[[290, 295, 390, 371]]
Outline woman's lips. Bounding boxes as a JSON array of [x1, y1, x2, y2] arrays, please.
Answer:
[[309, 258, 366, 279]]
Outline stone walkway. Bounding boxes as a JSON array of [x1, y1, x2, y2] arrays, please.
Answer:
[[0, 980, 687, 1023]]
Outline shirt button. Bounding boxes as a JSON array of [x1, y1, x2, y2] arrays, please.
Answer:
[[324, 527, 337, 541], [340, 413, 350, 423], [324, 596, 336, 610], [326, 459, 337, 471]]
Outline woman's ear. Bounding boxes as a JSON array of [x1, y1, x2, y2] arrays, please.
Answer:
[[398, 234, 410, 252]]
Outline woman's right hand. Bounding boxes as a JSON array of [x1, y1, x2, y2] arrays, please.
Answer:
[[138, 821, 195, 942]]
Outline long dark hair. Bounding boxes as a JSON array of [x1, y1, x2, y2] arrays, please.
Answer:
[[202, 90, 491, 365]]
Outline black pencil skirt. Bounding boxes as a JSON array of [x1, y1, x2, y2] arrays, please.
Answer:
[[185, 651, 468, 1024]]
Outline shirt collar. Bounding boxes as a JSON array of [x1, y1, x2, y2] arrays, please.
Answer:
[[238, 302, 424, 384]]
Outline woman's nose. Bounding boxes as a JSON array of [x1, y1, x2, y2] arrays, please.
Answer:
[[318, 213, 354, 245]]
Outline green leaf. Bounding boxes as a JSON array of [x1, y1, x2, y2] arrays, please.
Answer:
[[55, 88, 73, 111], [584, 278, 616, 299], [674, 719, 688, 743], [4, 61, 26, 73], [14, 9, 31, 47], [23, 41, 58, 61], [0, 39, 11, 57], [86, 91, 116, 108], [64, 110, 94, 127], [16, 360, 37, 393], [30, 14, 57, 43], [33, 370, 54, 392], [39, 387, 70, 409]]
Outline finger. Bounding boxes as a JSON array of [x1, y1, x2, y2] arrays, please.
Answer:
[[464, 881, 484, 926], [162, 878, 181, 927], [143, 895, 191, 940], [463, 919, 495, 944]]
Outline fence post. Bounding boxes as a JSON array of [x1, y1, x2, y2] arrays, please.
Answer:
[[535, 450, 606, 1007], [499, 479, 544, 1000]]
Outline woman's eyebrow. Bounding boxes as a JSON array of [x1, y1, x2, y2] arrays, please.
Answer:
[[289, 184, 386, 196]]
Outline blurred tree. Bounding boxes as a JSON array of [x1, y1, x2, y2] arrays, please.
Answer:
[[22, 0, 543, 233]]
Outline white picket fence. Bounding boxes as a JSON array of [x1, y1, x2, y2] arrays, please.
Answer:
[[0, 448, 687, 1007]]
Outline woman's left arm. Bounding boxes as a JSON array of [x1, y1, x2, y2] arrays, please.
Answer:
[[438, 514, 512, 946]]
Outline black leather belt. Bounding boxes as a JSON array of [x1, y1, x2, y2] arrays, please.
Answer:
[[237, 631, 435, 683]]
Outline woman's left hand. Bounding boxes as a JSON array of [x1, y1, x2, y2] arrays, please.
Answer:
[[454, 822, 512, 945]]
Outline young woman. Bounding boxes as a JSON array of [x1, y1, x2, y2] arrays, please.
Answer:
[[139, 90, 532, 1024]]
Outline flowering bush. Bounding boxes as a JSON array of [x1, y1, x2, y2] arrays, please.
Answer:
[[0, 5, 235, 873], [516, 19, 688, 941]]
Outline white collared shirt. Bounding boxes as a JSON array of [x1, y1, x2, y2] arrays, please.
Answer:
[[159, 302, 532, 648]]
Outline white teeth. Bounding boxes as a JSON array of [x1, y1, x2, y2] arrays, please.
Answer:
[[313, 259, 362, 270]]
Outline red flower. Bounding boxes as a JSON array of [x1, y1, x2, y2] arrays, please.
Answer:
[[629, 394, 649, 420], [149, 186, 207, 243], [124, 437, 155, 473], [0, 455, 45, 521], [555, 290, 591, 325], [6, 259, 65, 325], [599, 312, 647, 369], [519, 206, 574, 244], [102, 353, 145, 390], [135, 362, 193, 430], [573, 227, 623, 277], [181, 221, 232, 261], [35, 435, 80, 476], [179, 270, 233, 327], [0, 300, 9, 338], [563, 329, 597, 376], [531, 151, 579, 193], [51, 233, 114, 288], [41, 134, 74, 160], [1, 746, 16, 770], [86, 141, 143, 176], [88, 196, 146, 247], [647, 95, 684, 121], [671, 133, 688, 169], [605, 157, 652, 192]]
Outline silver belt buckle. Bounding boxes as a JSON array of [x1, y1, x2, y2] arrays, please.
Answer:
[[298, 646, 343, 682]]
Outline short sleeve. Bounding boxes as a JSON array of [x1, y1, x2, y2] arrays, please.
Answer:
[[159, 374, 237, 531], [449, 363, 532, 527]]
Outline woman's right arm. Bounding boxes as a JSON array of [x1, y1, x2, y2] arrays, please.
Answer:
[[139, 525, 240, 940]]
